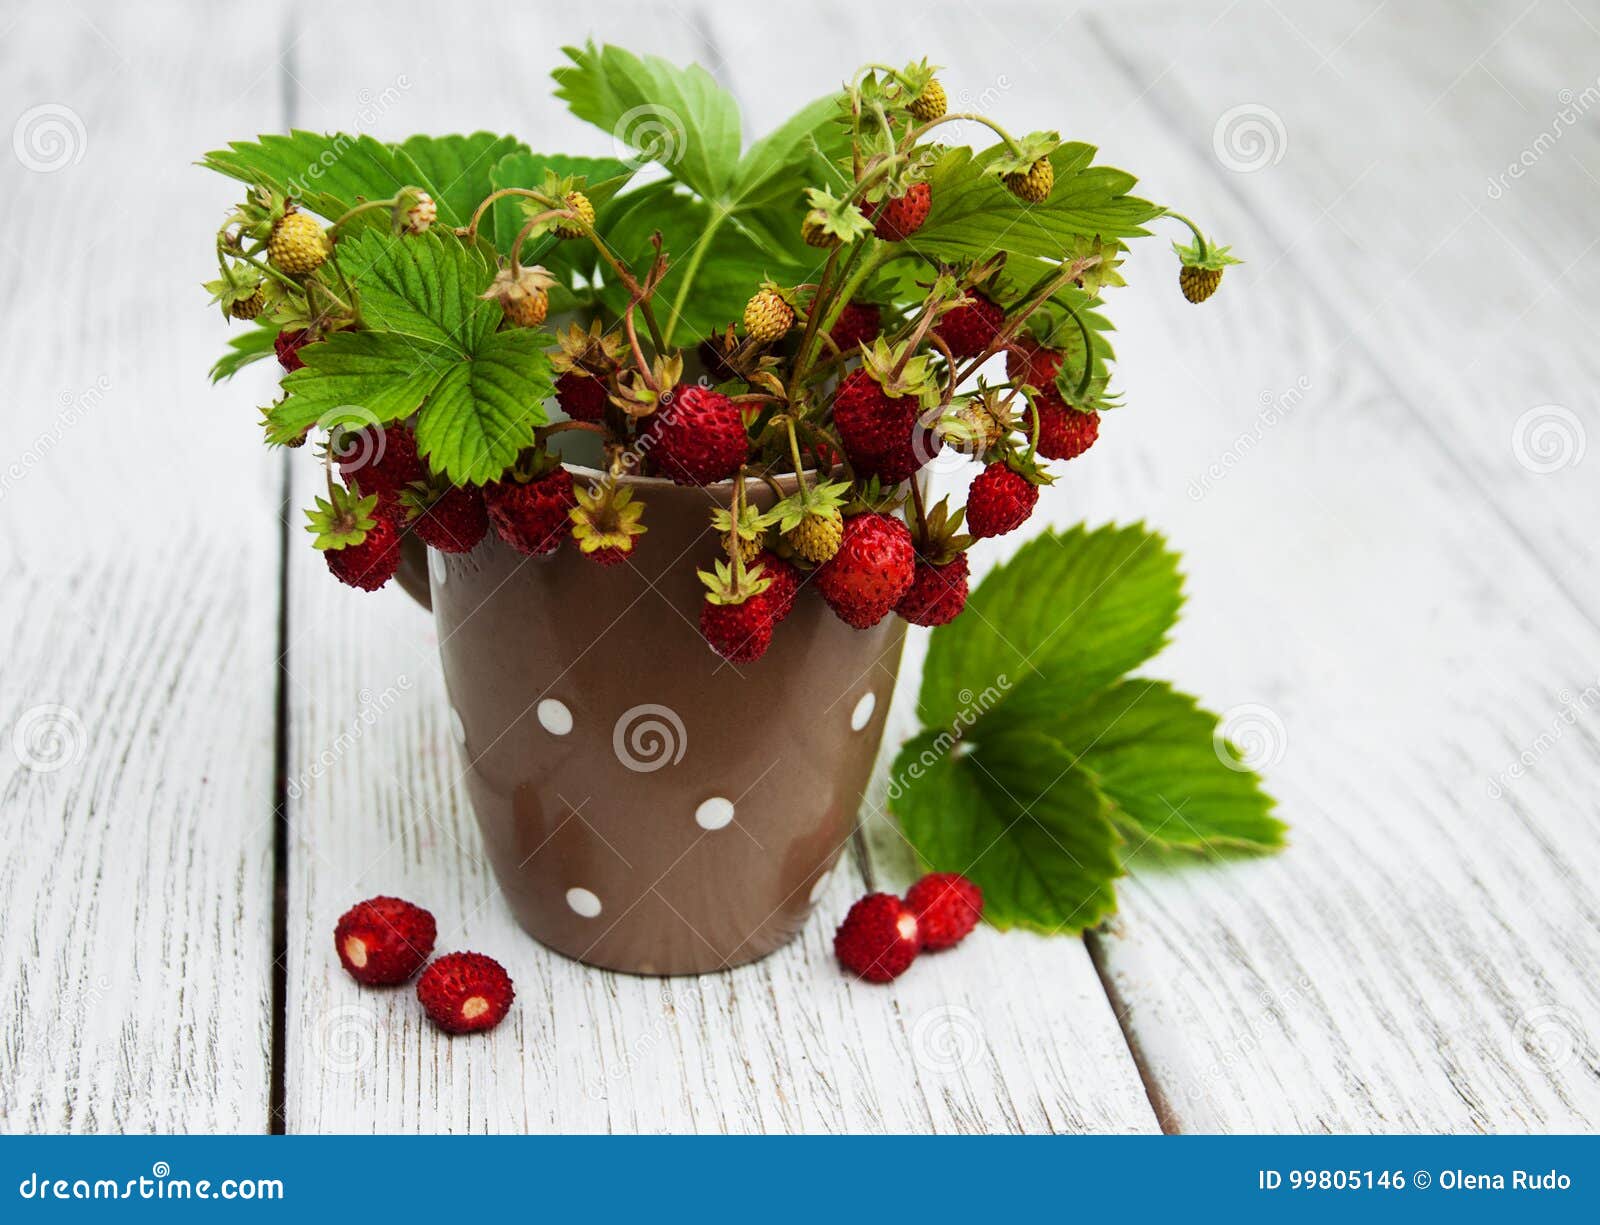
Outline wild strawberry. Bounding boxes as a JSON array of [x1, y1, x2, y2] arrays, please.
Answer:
[[484, 465, 576, 556], [569, 479, 647, 566], [904, 873, 983, 950], [1180, 264, 1223, 303], [908, 77, 947, 123], [274, 328, 314, 372], [834, 893, 919, 982], [801, 209, 841, 249], [752, 551, 800, 622], [743, 285, 794, 345], [229, 287, 266, 320], [830, 302, 882, 352], [788, 511, 843, 564], [555, 370, 608, 422], [394, 188, 435, 235], [645, 385, 748, 486], [1004, 340, 1065, 393], [554, 190, 595, 239], [334, 896, 437, 986], [831, 342, 941, 484], [1024, 396, 1100, 461], [481, 264, 555, 328], [402, 480, 488, 554], [935, 293, 1005, 359], [699, 558, 776, 663], [307, 485, 402, 592], [417, 952, 514, 1035], [966, 463, 1038, 539], [267, 210, 329, 275], [895, 553, 970, 626], [816, 512, 916, 629], [334, 422, 424, 506], [869, 181, 931, 242], [1003, 157, 1054, 203]]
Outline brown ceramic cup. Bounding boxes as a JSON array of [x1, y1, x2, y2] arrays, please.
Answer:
[[415, 466, 905, 975]]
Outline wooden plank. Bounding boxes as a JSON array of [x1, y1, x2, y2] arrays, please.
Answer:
[[279, 0, 1158, 1133], [0, 7, 282, 1131], [703, 0, 1600, 1131]]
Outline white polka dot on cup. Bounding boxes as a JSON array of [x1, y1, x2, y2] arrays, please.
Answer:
[[449, 707, 467, 746], [850, 692, 876, 731], [566, 887, 602, 918], [695, 797, 735, 831], [429, 550, 447, 587], [537, 698, 573, 736]]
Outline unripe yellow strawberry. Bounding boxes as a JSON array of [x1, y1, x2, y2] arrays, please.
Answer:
[[909, 78, 947, 123], [723, 530, 763, 565], [482, 264, 556, 328], [743, 287, 794, 345], [787, 509, 843, 563], [1179, 264, 1223, 303], [229, 287, 266, 320], [555, 191, 595, 239], [1003, 157, 1054, 204], [801, 210, 841, 249], [267, 211, 330, 275]]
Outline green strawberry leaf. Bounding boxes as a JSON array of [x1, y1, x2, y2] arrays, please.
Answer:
[[202, 131, 420, 226], [554, 42, 741, 200], [918, 525, 1183, 732], [265, 331, 453, 443], [1039, 680, 1285, 853], [210, 324, 278, 382], [912, 143, 1160, 263], [395, 133, 527, 231], [412, 328, 553, 484], [336, 230, 499, 351], [889, 729, 1122, 933]]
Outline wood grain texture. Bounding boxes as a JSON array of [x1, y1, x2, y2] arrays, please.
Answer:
[[706, 0, 1600, 1131], [276, 0, 1158, 1134], [0, 8, 281, 1131]]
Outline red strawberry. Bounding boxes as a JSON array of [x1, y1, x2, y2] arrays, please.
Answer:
[[408, 484, 487, 554], [752, 550, 800, 622], [815, 513, 916, 629], [966, 463, 1038, 539], [904, 873, 983, 951], [1004, 340, 1065, 392], [416, 952, 515, 1034], [834, 893, 920, 982], [935, 294, 1004, 360], [646, 385, 748, 485], [335, 422, 424, 504], [334, 896, 437, 986], [325, 507, 401, 591], [1024, 396, 1100, 461], [555, 369, 608, 423], [830, 302, 883, 352], [831, 367, 935, 484], [869, 181, 931, 242], [484, 467, 576, 556], [700, 597, 773, 663], [895, 554, 970, 626], [274, 328, 314, 372]]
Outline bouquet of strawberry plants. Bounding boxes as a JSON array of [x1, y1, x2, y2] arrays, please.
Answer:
[[204, 44, 1238, 664]]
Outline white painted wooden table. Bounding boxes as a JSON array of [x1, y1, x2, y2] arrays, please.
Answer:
[[3, 0, 1598, 1134]]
